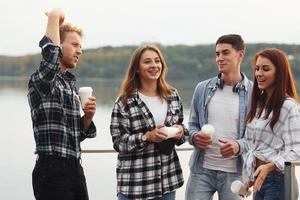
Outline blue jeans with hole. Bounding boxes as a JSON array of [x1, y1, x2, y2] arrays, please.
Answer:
[[185, 168, 242, 200], [117, 191, 176, 200]]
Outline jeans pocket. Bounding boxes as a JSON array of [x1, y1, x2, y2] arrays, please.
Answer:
[[35, 161, 67, 189], [32, 164, 45, 198]]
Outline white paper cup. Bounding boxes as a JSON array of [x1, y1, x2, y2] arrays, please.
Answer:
[[231, 180, 251, 197], [160, 127, 180, 139], [201, 124, 215, 138], [78, 87, 93, 108]]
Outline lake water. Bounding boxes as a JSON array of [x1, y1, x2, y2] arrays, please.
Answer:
[[0, 78, 299, 200], [0, 78, 196, 200]]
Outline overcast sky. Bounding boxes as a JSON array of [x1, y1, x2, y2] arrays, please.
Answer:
[[1, 0, 300, 56]]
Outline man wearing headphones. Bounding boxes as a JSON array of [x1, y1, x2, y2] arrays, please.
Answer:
[[185, 34, 253, 200]]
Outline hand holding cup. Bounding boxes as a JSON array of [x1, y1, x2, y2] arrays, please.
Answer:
[[78, 87, 93, 108], [201, 124, 215, 139], [231, 180, 252, 197], [193, 124, 214, 149], [159, 126, 180, 139]]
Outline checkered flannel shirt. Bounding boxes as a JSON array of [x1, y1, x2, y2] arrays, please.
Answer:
[[28, 36, 96, 159], [110, 90, 188, 200]]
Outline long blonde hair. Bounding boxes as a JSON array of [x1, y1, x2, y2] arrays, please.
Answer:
[[119, 44, 175, 103]]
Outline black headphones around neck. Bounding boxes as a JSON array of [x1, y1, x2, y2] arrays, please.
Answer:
[[216, 73, 245, 93]]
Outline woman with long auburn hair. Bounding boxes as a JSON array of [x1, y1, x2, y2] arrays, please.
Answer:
[[110, 44, 188, 200], [242, 48, 300, 200]]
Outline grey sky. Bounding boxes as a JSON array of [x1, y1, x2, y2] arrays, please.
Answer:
[[1, 0, 300, 56]]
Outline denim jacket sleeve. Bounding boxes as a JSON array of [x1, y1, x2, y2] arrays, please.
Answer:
[[188, 82, 203, 145]]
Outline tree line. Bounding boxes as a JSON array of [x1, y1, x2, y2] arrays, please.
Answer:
[[1, 43, 300, 84]]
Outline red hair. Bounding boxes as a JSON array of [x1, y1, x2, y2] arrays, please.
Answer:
[[246, 48, 299, 130]]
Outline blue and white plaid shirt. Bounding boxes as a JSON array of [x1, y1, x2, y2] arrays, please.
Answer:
[[28, 36, 96, 159], [243, 98, 300, 183], [110, 90, 188, 200]]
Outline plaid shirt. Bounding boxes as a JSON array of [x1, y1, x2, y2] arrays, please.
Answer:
[[28, 36, 96, 159], [243, 98, 300, 183], [110, 90, 188, 200]]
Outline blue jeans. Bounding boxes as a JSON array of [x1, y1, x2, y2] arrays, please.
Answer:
[[253, 171, 292, 200], [185, 168, 242, 200], [117, 191, 176, 200]]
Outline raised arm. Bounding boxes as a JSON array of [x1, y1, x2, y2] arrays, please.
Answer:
[[28, 9, 66, 96], [45, 8, 65, 45]]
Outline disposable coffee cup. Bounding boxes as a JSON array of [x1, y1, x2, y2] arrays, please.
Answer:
[[78, 87, 93, 108], [160, 127, 180, 139], [231, 180, 252, 197], [201, 124, 215, 138]]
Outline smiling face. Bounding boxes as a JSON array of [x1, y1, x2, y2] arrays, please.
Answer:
[[137, 49, 162, 83], [215, 43, 244, 74], [255, 56, 277, 97], [59, 32, 82, 71]]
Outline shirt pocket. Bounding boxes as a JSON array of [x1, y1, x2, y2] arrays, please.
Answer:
[[165, 103, 180, 125]]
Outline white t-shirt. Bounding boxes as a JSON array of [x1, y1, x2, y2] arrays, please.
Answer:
[[138, 92, 168, 126], [203, 85, 239, 173]]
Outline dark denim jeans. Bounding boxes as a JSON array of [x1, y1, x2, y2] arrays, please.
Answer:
[[32, 155, 89, 200], [254, 171, 284, 200]]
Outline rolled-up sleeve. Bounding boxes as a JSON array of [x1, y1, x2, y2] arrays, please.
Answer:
[[30, 36, 62, 95], [80, 119, 97, 141], [273, 105, 300, 170], [110, 100, 146, 153]]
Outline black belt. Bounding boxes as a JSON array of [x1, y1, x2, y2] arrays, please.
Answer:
[[37, 154, 81, 167]]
